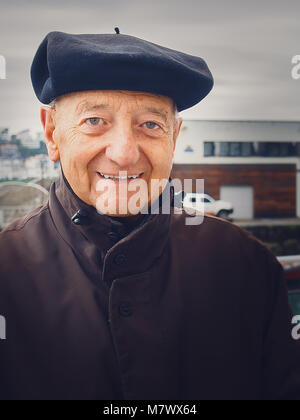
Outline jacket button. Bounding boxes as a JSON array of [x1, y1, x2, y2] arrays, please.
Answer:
[[114, 254, 126, 265], [118, 302, 132, 317], [72, 217, 81, 225], [71, 208, 90, 225], [107, 232, 120, 242]]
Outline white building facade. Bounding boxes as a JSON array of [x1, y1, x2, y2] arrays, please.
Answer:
[[173, 120, 300, 219]]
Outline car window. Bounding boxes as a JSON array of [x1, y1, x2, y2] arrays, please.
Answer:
[[189, 197, 205, 203]]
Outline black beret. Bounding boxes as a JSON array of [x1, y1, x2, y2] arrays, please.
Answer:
[[30, 30, 214, 112]]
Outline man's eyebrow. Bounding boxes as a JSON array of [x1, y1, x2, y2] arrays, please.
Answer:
[[75, 101, 110, 115], [139, 107, 169, 123]]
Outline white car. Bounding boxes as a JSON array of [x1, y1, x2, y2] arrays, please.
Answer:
[[182, 193, 233, 219]]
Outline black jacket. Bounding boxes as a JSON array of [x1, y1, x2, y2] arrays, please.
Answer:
[[0, 172, 300, 400]]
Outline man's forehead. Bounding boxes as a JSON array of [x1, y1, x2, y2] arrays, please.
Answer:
[[62, 90, 174, 116]]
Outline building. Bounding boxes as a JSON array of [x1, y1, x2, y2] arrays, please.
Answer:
[[0, 144, 19, 159], [171, 120, 300, 219], [0, 128, 9, 142], [0, 158, 26, 180], [0, 155, 59, 180], [24, 154, 59, 179], [16, 129, 40, 149]]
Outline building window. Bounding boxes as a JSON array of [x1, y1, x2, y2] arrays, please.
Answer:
[[204, 142, 215, 156], [241, 142, 255, 157], [203, 141, 300, 157], [219, 142, 230, 156]]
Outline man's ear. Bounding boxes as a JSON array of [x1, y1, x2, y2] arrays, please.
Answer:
[[40, 106, 60, 162], [172, 117, 183, 154]]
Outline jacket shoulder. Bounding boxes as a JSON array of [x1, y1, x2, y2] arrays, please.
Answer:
[[0, 203, 52, 260], [171, 210, 282, 273], [204, 214, 281, 265], [0, 204, 49, 234]]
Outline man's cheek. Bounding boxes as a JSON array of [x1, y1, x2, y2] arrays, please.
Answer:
[[77, 143, 104, 165], [69, 147, 94, 168]]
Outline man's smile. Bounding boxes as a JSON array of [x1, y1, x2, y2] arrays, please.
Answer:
[[97, 171, 144, 181]]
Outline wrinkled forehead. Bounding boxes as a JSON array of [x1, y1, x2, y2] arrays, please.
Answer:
[[51, 90, 177, 115]]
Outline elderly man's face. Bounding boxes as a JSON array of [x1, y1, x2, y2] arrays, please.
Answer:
[[41, 90, 182, 216]]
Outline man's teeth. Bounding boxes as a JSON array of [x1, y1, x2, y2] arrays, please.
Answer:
[[99, 172, 141, 180]]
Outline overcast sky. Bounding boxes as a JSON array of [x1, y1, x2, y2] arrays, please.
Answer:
[[0, 0, 300, 135]]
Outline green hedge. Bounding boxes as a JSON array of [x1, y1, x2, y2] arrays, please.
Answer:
[[242, 225, 300, 256]]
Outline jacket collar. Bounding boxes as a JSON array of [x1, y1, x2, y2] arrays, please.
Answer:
[[48, 168, 175, 283]]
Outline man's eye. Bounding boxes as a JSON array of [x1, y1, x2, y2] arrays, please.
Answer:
[[85, 117, 103, 126], [143, 121, 160, 130]]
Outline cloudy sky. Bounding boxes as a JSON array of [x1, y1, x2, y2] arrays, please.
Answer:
[[0, 0, 300, 135]]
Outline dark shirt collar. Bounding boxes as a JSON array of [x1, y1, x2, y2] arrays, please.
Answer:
[[57, 167, 148, 239]]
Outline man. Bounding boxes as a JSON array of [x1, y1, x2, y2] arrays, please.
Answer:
[[0, 29, 299, 400]]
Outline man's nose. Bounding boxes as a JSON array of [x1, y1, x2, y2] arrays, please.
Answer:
[[105, 124, 140, 167]]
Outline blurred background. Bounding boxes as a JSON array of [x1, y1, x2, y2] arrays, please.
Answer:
[[0, 0, 300, 313]]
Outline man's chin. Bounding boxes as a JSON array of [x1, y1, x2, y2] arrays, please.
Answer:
[[94, 190, 150, 216], [94, 200, 144, 217]]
